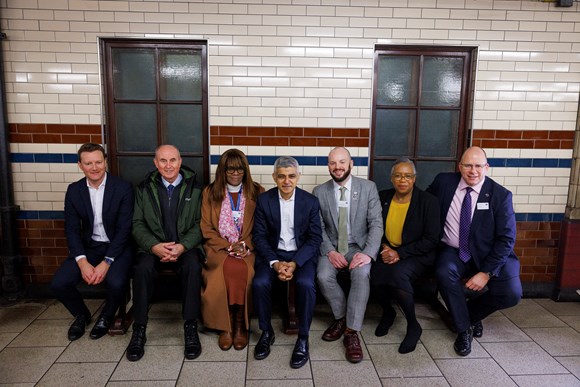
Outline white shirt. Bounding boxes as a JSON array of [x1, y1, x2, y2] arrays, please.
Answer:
[[333, 176, 354, 243], [270, 189, 297, 267]]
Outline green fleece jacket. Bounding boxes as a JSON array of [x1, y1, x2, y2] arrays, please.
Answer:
[[132, 166, 203, 254]]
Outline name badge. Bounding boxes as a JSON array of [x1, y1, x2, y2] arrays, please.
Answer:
[[338, 200, 348, 208], [477, 202, 489, 210], [232, 211, 242, 220]]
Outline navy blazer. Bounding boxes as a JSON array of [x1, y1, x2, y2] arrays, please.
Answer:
[[427, 172, 519, 279], [380, 187, 440, 264], [64, 172, 134, 260], [253, 187, 322, 268]]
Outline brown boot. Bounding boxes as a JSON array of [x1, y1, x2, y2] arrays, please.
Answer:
[[219, 307, 234, 350], [233, 305, 248, 350]]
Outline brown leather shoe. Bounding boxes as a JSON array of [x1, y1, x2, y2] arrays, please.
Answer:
[[219, 331, 233, 350], [233, 305, 248, 350], [322, 317, 346, 342], [343, 330, 363, 363]]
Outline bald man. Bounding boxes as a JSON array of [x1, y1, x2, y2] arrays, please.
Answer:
[[427, 146, 522, 356]]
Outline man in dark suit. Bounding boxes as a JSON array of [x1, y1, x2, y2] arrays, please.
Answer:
[[51, 143, 134, 341], [252, 156, 322, 369], [427, 146, 522, 356]]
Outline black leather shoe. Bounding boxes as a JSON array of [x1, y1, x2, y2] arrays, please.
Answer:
[[68, 313, 91, 341], [472, 320, 483, 338], [290, 337, 309, 369], [375, 307, 396, 337], [126, 323, 147, 361], [184, 320, 202, 360], [254, 330, 275, 360], [89, 314, 112, 340], [454, 328, 473, 356]]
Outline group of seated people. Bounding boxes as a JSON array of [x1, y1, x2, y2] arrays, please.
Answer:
[[50, 142, 522, 369]]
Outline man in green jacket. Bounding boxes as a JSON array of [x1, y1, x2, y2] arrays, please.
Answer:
[[126, 144, 204, 362]]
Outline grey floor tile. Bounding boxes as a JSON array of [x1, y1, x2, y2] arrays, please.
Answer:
[[107, 382, 176, 387], [482, 341, 569, 375], [177, 361, 246, 386], [555, 356, 580, 379], [414, 303, 450, 330], [420, 329, 489, 359], [0, 303, 46, 333], [187, 329, 248, 361], [380, 377, 450, 387], [110, 345, 184, 381], [311, 359, 381, 386], [249, 319, 301, 346], [245, 381, 313, 387], [246, 344, 312, 380], [57, 331, 130, 362], [534, 299, 580, 316], [435, 358, 516, 387], [360, 315, 407, 345], [145, 318, 184, 346], [0, 347, 64, 384], [560, 315, 580, 332], [502, 300, 567, 328], [510, 374, 580, 387], [148, 302, 182, 320], [367, 343, 441, 378], [37, 299, 103, 320], [309, 332, 369, 361], [474, 315, 531, 342], [0, 332, 17, 350], [9, 318, 72, 347], [37, 362, 116, 387], [523, 327, 580, 356]]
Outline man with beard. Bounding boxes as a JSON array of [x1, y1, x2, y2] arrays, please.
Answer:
[[312, 147, 383, 363]]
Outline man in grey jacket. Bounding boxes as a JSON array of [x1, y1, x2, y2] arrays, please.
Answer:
[[312, 147, 383, 363]]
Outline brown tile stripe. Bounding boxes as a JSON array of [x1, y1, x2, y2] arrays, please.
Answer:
[[9, 124, 575, 149]]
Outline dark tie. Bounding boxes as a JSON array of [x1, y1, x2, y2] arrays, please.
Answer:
[[459, 187, 473, 263], [167, 184, 175, 201], [338, 186, 348, 255]]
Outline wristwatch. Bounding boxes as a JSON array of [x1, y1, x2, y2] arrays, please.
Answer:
[[486, 272, 494, 278], [104, 257, 114, 266]]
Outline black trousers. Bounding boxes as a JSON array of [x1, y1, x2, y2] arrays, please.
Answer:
[[132, 248, 203, 325], [51, 241, 133, 318]]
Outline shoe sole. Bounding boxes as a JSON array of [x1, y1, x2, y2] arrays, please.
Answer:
[[290, 356, 309, 369]]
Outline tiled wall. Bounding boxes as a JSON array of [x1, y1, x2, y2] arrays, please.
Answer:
[[2, 0, 579, 287]]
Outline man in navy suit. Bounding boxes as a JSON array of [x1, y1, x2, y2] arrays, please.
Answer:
[[427, 146, 521, 356], [51, 143, 134, 341], [252, 156, 322, 369]]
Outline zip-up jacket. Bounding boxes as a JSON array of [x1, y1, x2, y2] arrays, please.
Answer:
[[132, 165, 203, 254]]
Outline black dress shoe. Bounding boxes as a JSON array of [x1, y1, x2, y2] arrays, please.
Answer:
[[184, 320, 202, 360], [454, 328, 473, 356], [472, 320, 483, 338], [290, 337, 309, 369], [126, 323, 147, 361], [254, 330, 275, 360], [68, 313, 91, 341], [89, 314, 112, 340]]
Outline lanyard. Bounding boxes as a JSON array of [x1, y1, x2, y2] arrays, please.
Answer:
[[228, 186, 243, 233]]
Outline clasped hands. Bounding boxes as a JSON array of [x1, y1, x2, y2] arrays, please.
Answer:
[[78, 258, 109, 285], [380, 244, 400, 265], [327, 250, 371, 270], [273, 261, 296, 282], [152, 241, 185, 262], [228, 241, 249, 258]]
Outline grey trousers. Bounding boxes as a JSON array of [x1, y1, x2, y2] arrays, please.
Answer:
[[316, 246, 371, 332]]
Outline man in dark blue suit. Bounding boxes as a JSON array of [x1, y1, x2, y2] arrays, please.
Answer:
[[427, 146, 521, 356], [252, 156, 322, 369], [51, 143, 134, 341]]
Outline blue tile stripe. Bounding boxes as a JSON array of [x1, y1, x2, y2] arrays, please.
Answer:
[[17, 210, 564, 221], [9, 153, 574, 168]]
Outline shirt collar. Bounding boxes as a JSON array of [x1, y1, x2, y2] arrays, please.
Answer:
[[278, 189, 296, 202], [333, 175, 352, 193], [162, 173, 183, 189], [458, 176, 485, 195]]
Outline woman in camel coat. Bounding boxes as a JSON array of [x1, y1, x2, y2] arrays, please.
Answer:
[[201, 149, 264, 350]]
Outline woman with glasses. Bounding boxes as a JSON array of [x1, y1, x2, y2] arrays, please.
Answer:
[[201, 149, 264, 350], [370, 157, 440, 354]]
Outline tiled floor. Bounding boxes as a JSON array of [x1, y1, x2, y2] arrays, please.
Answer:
[[1, 298, 580, 386]]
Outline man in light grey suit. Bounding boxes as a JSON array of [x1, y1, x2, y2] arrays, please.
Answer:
[[313, 147, 383, 363]]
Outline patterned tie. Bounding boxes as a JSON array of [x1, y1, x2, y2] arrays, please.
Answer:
[[338, 186, 348, 255], [167, 184, 175, 202], [459, 187, 473, 263]]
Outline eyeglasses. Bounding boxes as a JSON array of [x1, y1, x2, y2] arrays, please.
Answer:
[[460, 163, 487, 171], [391, 173, 416, 181], [225, 167, 244, 175]]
